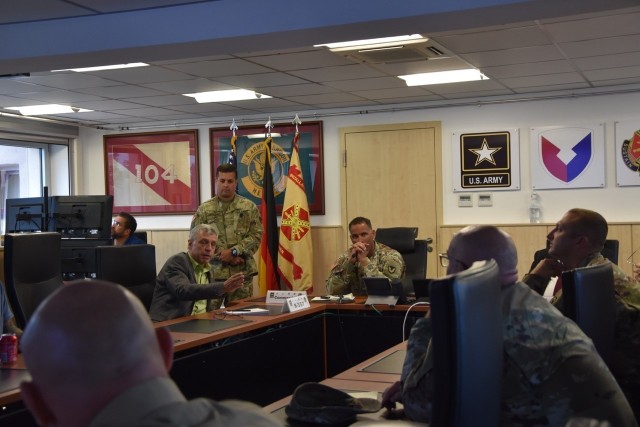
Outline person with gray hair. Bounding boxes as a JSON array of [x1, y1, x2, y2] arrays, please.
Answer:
[[149, 224, 245, 321], [382, 225, 636, 426], [20, 280, 281, 427]]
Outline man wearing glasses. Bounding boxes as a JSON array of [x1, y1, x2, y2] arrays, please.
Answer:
[[149, 224, 245, 322], [111, 212, 145, 246], [523, 208, 640, 417]]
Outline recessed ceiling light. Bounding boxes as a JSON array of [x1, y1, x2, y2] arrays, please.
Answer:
[[399, 69, 489, 86], [314, 34, 427, 52], [183, 89, 272, 103], [5, 104, 92, 115], [52, 63, 149, 72]]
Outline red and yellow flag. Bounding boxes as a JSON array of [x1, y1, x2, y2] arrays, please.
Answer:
[[258, 137, 280, 293], [278, 132, 313, 292]]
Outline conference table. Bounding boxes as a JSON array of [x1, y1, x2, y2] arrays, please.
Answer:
[[264, 341, 421, 425], [0, 297, 427, 426]]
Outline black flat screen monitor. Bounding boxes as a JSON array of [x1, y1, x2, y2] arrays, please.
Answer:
[[4, 197, 46, 233], [49, 195, 113, 238], [60, 238, 112, 280]]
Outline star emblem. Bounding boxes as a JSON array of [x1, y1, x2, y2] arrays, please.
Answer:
[[470, 139, 501, 166]]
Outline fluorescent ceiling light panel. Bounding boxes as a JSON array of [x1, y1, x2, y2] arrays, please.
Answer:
[[314, 34, 426, 51], [52, 63, 149, 72], [399, 69, 489, 86], [183, 89, 272, 103], [5, 104, 92, 115]]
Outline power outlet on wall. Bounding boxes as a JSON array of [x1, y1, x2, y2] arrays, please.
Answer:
[[458, 194, 473, 207], [478, 194, 493, 207]]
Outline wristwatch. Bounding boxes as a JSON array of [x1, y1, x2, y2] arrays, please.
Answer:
[[231, 248, 239, 257]]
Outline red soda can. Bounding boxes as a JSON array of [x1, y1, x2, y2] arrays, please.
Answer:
[[0, 333, 18, 364]]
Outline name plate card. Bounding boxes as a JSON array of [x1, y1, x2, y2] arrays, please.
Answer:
[[282, 294, 311, 313], [266, 290, 306, 304]]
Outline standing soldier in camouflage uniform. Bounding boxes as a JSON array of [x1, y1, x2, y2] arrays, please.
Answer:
[[382, 226, 636, 426], [326, 217, 405, 296], [524, 208, 640, 418], [191, 164, 262, 305]]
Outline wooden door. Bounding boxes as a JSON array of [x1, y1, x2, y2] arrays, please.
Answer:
[[340, 122, 442, 277]]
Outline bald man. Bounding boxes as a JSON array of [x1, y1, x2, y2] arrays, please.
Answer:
[[19, 280, 281, 427], [382, 226, 636, 426]]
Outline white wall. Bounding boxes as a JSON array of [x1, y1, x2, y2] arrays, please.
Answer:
[[77, 90, 640, 229]]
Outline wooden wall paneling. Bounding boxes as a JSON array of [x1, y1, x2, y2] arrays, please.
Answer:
[[310, 226, 343, 294], [147, 226, 343, 296], [438, 225, 550, 280], [632, 224, 640, 271], [147, 230, 190, 274], [607, 224, 632, 276]]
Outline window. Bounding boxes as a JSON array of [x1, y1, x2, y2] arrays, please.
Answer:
[[0, 140, 69, 235]]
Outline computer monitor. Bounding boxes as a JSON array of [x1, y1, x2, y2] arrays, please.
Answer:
[[4, 197, 46, 233], [49, 195, 113, 238], [60, 238, 112, 280]]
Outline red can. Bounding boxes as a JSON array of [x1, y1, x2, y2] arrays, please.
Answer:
[[0, 333, 18, 364]]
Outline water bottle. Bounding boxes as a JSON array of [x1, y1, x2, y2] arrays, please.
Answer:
[[529, 193, 542, 224]]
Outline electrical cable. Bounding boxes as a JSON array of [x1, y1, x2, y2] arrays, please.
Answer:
[[402, 301, 431, 342]]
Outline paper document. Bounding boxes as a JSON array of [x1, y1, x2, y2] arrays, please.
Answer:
[[224, 308, 270, 315], [311, 293, 355, 303]]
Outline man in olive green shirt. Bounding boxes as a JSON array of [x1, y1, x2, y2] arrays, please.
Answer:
[[326, 217, 405, 296], [191, 164, 262, 304], [524, 208, 640, 418]]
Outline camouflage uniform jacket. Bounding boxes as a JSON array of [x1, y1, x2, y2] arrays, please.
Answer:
[[401, 281, 636, 426], [191, 195, 262, 280], [325, 241, 405, 296], [523, 254, 640, 390]]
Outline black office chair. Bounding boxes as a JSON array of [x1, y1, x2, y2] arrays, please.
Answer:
[[133, 231, 148, 243], [530, 239, 620, 271], [96, 244, 157, 311], [375, 227, 432, 296], [561, 263, 615, 364], [430, 259, 503, 427], [4, 232, 64, 329]]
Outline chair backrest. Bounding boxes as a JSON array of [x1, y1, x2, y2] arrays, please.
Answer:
[[601, 239, 619, 265], [561, 263, 615, 364], [96, 244, 157, 311], [530, 239, 619, 271], [4, 232, 63, 329], [133, 231, 148, 243], [430, 260, 503, 427], [375, 227, 430, 294]]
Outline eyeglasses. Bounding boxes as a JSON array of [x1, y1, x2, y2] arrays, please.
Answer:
[[438, 253, 470, 269], [112, 220, 124, 227], [626, 247, 640, 265]]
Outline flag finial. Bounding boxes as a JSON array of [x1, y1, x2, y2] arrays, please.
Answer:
[[292, 114, 302, 133], [265, 116, 273, 137]]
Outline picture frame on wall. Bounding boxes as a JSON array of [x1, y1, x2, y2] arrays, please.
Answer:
[[209, 121, 325, 215], [104, 129, 200, 215]]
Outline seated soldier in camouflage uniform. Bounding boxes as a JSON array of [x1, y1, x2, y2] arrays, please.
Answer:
[[326, 217, 405, 296], [382, 226, 636, 427], [524, 208, 640, 418]]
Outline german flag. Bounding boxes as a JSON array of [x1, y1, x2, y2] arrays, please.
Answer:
[[258, 137, 280, 293]]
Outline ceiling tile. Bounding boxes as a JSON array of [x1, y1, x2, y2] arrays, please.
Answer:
[[288, 64, 386, 82]]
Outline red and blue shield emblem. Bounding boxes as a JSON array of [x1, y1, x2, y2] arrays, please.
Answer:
[[539, 128, 593, 182]]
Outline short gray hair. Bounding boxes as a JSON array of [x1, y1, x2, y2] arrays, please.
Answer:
[[189, 224, 218, 241]]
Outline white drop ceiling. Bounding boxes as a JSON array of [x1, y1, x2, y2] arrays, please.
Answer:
[[1, 0, 640, 129]]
